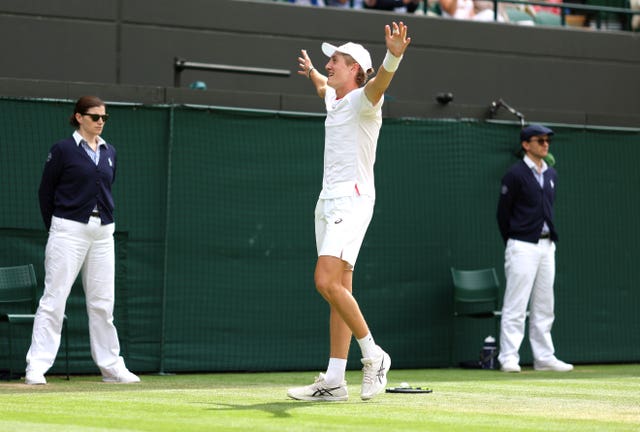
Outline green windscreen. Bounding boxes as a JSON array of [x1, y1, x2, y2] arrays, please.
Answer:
[[1, 98, 638, 374]]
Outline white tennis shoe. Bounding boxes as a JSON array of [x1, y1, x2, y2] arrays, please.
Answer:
[[360, 348, 391, 400], [287, 373, 348, 401], [534, 358, 573, 372], [25, 371, 47, 385], [500, 360, 522, 373], [102, 369, 141, 383]]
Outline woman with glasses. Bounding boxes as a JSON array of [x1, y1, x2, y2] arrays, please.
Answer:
[[25, 95, 139, 385]]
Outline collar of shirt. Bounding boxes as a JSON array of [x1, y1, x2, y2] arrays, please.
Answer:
[[73, 130, 107, 148], [523, 154, 547, 174]]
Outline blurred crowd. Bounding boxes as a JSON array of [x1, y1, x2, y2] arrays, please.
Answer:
[[269, 0, 637, 31]]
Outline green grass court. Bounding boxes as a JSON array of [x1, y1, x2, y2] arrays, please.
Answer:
[[1, 364, 638, 431]]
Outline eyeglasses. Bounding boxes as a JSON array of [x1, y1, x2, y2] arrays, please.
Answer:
[[82, 113, 109, 122], [529, 137, 551, 145]]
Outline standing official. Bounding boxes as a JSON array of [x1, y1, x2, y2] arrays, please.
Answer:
[[287, 22, 410, 401], [26, 96, 139, 385], [496, 124, 573, 373]]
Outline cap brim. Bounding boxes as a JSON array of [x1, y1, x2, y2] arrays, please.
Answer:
[[322, 42, 338, 58], [521, 125, 555, 142]]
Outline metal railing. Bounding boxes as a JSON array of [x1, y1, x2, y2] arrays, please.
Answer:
[[173, 57, 291, 87]]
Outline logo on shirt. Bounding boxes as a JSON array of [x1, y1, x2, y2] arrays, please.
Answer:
[[108, 157, 113, 167], [46, 152, 52, 163], [334, 218, 343, 224], [550, 180, 554, 189], [501, 185, 508, 195]]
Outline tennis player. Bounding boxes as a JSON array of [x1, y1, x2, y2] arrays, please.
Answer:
[[287, 22, 410, 401]]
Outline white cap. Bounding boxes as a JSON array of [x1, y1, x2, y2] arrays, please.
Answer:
[[321, 42, 373, 74]]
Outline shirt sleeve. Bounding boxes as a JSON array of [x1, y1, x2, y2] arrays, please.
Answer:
[[38, 144, 63, 230], [496, 170, 518, 244], [324, 87, 336, 111], [355, 87, 382, 115]]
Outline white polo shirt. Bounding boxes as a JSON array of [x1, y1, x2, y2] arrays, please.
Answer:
[[319, 86, 383, 199]]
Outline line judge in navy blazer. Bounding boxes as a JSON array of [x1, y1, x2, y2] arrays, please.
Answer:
[[496, 124, 573, 373], [25, 96, 139, 385]]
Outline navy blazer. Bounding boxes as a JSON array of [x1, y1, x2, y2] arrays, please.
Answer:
[[38, 136, 117, 230], [497, 159, 557, 245]]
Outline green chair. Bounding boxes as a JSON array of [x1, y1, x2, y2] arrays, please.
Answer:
[[450, 267, 501, 365], [0, 264, 69, 380], [534, 11, 563, 26], [504, 7, 536, 24]]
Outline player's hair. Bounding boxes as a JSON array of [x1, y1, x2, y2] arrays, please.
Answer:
[[69, 95, 106, 128], [342, 53, 374, 87]]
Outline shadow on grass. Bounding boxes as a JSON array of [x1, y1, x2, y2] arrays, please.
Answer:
[[205, 401, 328, 418]]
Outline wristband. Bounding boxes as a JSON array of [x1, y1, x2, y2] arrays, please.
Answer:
[[307, 67, 315, 79], [382, 50, 402, 73]]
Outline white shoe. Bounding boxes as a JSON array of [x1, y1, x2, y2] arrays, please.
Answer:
[[360, 348, 391, 400], [500, 360, 521, 373], [287, 373, 348, 401], [25, 371, 47, 385], [534, 358, 573, 372], [102, 369, 141, 383]]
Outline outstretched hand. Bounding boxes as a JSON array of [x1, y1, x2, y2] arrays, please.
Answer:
[[384, 22, 411, 58], [297, 49, 314, 78]]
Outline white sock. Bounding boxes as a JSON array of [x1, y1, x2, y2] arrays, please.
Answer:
[[357, 333, 380, 359], [324, 357, 347, 386]]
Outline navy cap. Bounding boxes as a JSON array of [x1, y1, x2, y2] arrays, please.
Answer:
[[520, 124, 554, 142]]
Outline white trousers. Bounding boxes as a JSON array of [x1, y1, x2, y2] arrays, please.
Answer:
[[26, 216, 126, 377], [498, 238, 557, 365]]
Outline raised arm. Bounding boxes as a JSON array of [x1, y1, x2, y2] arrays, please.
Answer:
[[298, 49, 328, 99], [364, 21, 411, 106]]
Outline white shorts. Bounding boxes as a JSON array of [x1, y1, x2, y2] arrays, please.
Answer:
[[314, 193, 375, 269]]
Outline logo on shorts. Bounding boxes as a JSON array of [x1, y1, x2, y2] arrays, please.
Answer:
[[334, 218, 343, 224]]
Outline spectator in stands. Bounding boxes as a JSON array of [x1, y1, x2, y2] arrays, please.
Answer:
[[533, 0, 561, 15], [440, 0, 506, 21], [632, 0, 640, 31], [287, 22, 410, 402], [326, 0, 364, 7], [363, 0, 421, 13], [289, 0, 326, 5], [25, 96, 140, 385], [496, 124, 573, 373]]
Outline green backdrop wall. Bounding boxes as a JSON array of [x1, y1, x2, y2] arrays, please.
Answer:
[[0, 98, 638, 375]]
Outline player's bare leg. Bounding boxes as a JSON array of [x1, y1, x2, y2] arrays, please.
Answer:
[[329, 269, 354, 360], [316, 255, 390, 400], [315, 255, 369, 338]]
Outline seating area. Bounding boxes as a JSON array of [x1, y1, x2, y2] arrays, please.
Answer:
[[263, 0, 638, 31]]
